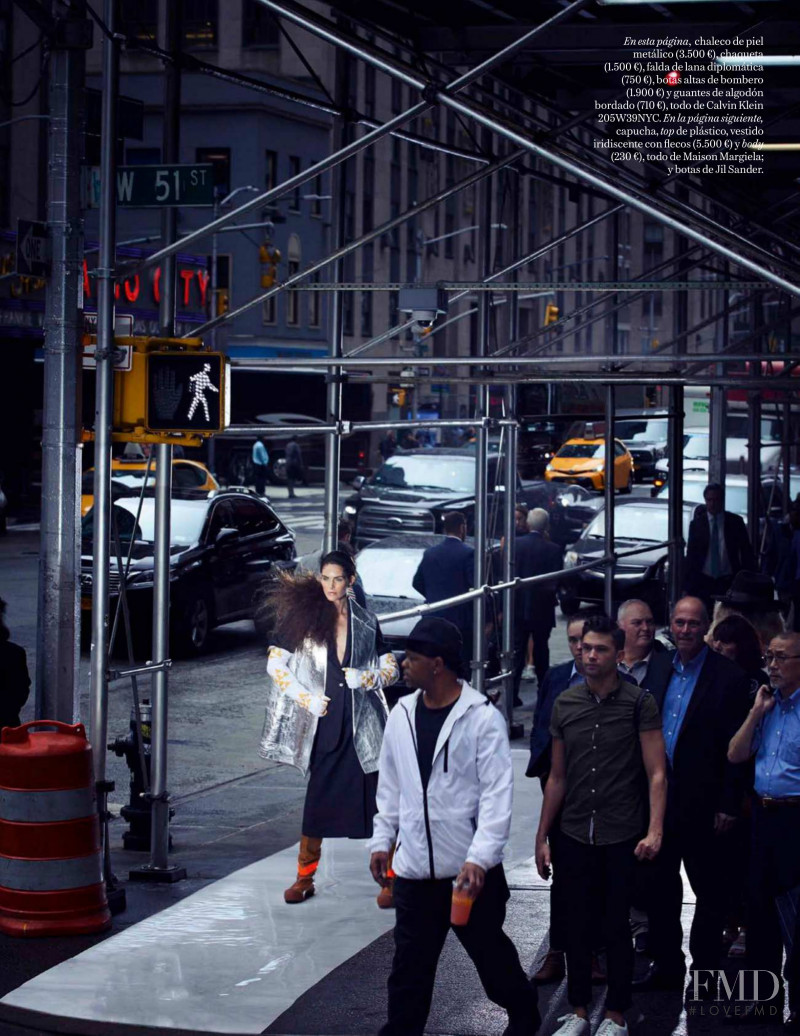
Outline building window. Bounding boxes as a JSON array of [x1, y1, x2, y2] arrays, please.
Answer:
[[364, 63, 376, 120], [309, 272, 321, 328], [213, 254, 231, 317], [288, 156, 301, 211], [286, 234, 301, 327], [361, 243, 374, 337], [183, 0, 217, 46], [120, 0, 158, 41], [310, 171, 324, 217], [242, 0, 280, 47], [362, 154, 374, 233], [125, 147, 160, 165], [263, 296, 277, 325], [391, 78, 403, 115], [196, 146, 230, 198], [265, 150, 278, 192]]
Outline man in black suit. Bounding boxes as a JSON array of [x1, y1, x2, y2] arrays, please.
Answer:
[[412, 512, 474, 667], [683, 482, 757, 611], [513, 508, 564, 703], [634, 596, 751, 994], [616, 598, 673, 690]]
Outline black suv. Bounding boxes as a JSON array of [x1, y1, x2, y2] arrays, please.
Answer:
[[344, 448, 576, 548], [615, 414, 669, 483], [80, 490, 296, 655]]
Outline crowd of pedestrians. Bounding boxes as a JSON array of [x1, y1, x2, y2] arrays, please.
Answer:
[[256, 475, 800, 1036]]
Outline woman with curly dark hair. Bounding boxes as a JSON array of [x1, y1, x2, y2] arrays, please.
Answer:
[[710, 613, 767, 695], [259, 550, 398, 904]]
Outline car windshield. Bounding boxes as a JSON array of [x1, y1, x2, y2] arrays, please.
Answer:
[[370, 456, 476, 492], [82, 501, 207, 548], [684, 435, 710, 460], [616, 420, 668, 443], [357, 550, 425, 600], [585, 506, 689, 542], [726, 414, 782, 441], [556, 443, 604, 459]]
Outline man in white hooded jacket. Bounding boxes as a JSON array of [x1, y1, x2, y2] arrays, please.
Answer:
[[369, 617, 540, 1036]]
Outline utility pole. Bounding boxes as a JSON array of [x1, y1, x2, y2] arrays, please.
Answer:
[[131, 0, 185, 883], [35, 1, 91, 721]]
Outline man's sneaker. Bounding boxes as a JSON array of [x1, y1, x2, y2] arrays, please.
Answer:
[[595, 1020, 628, 1036], [521, 664, 536, 681], [552, 1015, 590, 1036]]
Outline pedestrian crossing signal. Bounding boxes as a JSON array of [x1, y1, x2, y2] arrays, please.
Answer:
[[146, 352, 229, 433]]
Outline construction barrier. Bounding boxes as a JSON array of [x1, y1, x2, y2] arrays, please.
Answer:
[[0, 721, 111, 937]]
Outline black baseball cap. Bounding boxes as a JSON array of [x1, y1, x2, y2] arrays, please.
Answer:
[[406, 617, 465, 676]]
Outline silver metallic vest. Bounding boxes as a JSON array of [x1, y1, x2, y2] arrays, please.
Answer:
[[258, 599, 389, 776]]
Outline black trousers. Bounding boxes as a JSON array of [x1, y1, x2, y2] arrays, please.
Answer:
[[645, 816, 727, 977], [539, 779, 568, 952], [252, 462, 269, 495], [560, 833, 638, 1012], [746, 803, 800, 1011], [514, 619, 552, 695], [380, 866, 539, 1036]]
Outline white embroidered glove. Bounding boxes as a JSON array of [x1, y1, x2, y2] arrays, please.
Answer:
[[303, 693, 330, 717], [343, 654, 399, 691], [267, 646, 327, 716]]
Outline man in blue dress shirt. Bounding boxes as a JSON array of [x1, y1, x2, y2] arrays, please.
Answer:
[[728, 631, 800, 1032], [634, 596, 750, 994]]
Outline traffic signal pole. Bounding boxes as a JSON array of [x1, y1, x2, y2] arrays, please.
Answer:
[[132, 0, 185, 883], [89, 0, 120, 903], [35, 2, 88, 722]]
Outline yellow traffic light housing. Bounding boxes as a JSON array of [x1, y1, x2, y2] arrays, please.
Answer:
[[259, 243, 281, 291], [543, 303, 560, 326]]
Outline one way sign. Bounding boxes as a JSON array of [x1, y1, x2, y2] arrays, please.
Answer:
[[16, 219, 49, 277]]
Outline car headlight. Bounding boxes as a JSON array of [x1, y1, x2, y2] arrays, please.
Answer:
[[127, 571, 154, 586], [545, 464, 553, 472], [343, 504, 357, 516], [565, 550, 579, 567]]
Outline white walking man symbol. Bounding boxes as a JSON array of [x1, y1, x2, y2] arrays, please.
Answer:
[[187, 362, 219, 421]]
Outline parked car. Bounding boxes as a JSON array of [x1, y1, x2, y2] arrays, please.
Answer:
[[344, 448, 552, 548], [544, 438, 634, 493], [615, 416, 669, 483], [356, 534, 501, 699], [214, 412, 369, 487], [654, 472, 800, 520], [80, 489, 296, 655], [558, 499, 694, 618], [80, 457, 219, 517], [654, 431, 710, 481]]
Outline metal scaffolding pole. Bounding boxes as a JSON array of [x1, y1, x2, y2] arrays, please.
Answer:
[[501, 245, 520, 728], [709, 277, 730, 487], [89, 0, 119, 898], [603, 386, 616, 618], [472, 130, 493, 697], [261, 0, 800, 302], [132, 0, 185, 884], [747, 295, 764, 542], [35, 2, 86, 722], [323, 31, 349, 555]]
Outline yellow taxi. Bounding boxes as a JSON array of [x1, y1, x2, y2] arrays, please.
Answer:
[[81, 457, 219, 517], [544, 437, 634, 494]]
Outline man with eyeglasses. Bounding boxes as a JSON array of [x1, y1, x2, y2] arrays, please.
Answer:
[[634, 596, 750, 995], [616, 599, 672, 690], [728, 632, 800, 1032]]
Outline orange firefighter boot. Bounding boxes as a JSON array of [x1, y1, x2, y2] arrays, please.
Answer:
[[284, 835, 322, 903]]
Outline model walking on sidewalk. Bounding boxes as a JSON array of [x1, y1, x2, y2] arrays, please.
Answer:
[[259, 550, 398, 904]]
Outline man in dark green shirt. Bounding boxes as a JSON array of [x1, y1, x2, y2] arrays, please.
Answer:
[[535, 616, 667, 1036]]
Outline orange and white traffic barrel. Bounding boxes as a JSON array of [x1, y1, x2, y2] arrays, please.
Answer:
[[0, 721, 111, 937]]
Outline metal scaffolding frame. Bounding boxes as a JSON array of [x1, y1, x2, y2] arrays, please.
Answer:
[[72, 0, 800, 872]]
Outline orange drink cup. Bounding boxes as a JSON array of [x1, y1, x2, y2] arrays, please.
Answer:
[[450, 883, 474, 926]]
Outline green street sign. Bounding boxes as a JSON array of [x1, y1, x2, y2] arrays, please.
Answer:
[[115, 164, 215, 208]]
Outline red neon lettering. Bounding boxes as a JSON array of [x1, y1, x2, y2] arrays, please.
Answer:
[[196, 270, 210, 309], [123, 275, 140, 303], [153, 267, 161, 303], [83, 260, 91, 300], [114, 282, 120, 300], [179, 269, 194, 307]]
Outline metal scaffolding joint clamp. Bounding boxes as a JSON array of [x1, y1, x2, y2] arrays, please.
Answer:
[[142, 790, 171, 805], [96, 779, 115, 795], [421, 83, 439, 106]]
